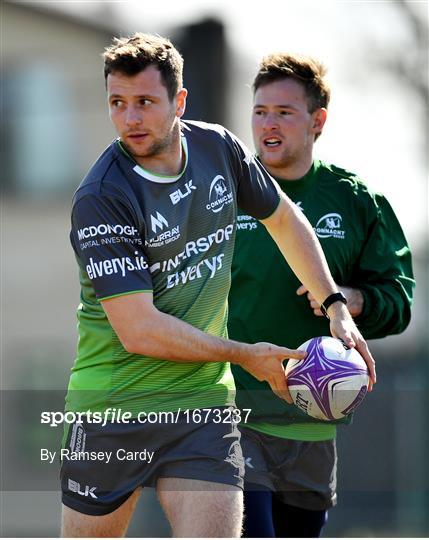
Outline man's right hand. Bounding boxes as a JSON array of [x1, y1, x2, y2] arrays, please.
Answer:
[[238, 343, 307, 404], [101, 293, 308, 403]]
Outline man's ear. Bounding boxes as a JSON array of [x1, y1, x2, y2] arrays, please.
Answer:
[[312, 107, 327, 137], [176, 88, 188, 118]]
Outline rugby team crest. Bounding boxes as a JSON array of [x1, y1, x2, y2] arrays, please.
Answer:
[[206, 175, 233, 213], [315, 212, 345, 239]]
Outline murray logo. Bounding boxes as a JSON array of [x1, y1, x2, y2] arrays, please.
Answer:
[[206, 175, 233, 213], [170, 180, 197, 205], [68, 479, 98, 499], [148, 212, 180, 248], [315, 213, 345, 239], [150, 212, 169, 234]]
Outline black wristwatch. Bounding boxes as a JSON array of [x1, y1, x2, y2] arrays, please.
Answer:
[[320, 292, 347, 319]]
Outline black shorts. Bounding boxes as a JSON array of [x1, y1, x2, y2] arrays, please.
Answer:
[[60, 407, 244, 516], [240, 426, 337, 511]]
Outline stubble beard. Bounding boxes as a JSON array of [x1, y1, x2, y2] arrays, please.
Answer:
[[128, 113, 180, 161], [139, 128, 177, 159], [259, 145, 297, 172]]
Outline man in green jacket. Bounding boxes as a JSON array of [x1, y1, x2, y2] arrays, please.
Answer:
[[228, 53, 414, 537]]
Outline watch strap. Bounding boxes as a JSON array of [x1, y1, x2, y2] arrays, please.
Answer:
[[320, 292, 347, 319]]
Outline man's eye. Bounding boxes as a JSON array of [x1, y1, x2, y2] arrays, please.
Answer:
[[111, 100, 123, 107], [140, 99, 152, 106], [280, 111, 292, 116], [254, 110, 265, 116]]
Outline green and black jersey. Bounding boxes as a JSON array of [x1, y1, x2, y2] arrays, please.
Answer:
[[228, 159, 414, 441], [67, 120, 281, 415]]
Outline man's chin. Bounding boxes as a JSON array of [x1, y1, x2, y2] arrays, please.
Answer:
[[127, 143, 156, 160], [130, 144, 169, 162], [128, 141, 149, 155], [120, 139, 144, 155], [259, 151, 285, 169]]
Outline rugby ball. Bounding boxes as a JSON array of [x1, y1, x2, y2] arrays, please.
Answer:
[[285, 336, 369, 421]]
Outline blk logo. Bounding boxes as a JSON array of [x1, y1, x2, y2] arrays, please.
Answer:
[[68, 479, 98, 499], [170, 180, 197, 205], [150, 212, 169, 234]]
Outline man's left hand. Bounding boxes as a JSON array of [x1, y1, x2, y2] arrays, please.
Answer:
[[296, 284, 364, 317], [296, 285, 375, 390]]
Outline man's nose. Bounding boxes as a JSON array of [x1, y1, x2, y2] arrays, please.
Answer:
[[262, 113, 278, 130], [125, 107, 142, 126]]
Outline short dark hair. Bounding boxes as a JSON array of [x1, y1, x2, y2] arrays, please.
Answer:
[[253, 53, 331, 112], [103, 32, 184, 101]]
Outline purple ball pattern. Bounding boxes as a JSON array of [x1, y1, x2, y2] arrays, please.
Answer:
[[287, 337, 368, 420]]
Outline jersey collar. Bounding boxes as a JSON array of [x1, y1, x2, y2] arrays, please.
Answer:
[[275, 160, 321, 192], [116, 137, 189, 184]]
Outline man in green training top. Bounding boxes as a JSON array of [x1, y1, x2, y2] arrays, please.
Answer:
[[228, 53, 414, 537]]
